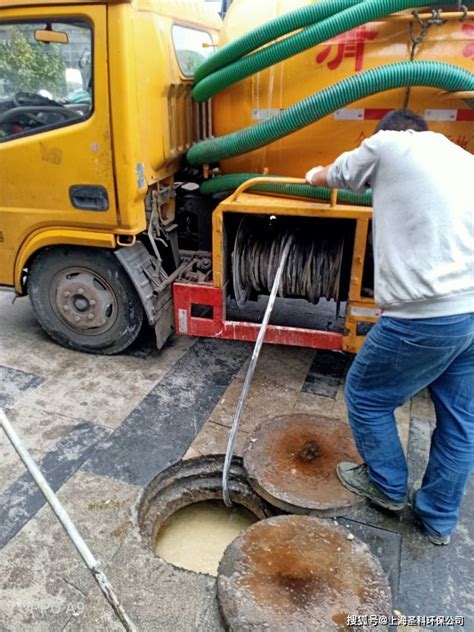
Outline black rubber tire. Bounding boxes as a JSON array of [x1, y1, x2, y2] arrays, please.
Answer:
[[28, 246, 145, 355]]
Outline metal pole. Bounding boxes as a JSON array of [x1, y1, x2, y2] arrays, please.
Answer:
[[0, 409, 138, 632], [222, 235, 293, 506]]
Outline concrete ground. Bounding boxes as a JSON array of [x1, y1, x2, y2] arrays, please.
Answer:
[[0, 291, 472, 631]]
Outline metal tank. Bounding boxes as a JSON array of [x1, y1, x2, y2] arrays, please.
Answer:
[[212, 0, 473, 178]]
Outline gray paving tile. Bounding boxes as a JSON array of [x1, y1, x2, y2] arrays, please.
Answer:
[[0, 471, 137, 632], [19, 335, 195, 429], [0, 365, 44, 409], [0, 405, 89, 495], [0, 422, 109, 549], [208, 376, 300, 434], [407, 416, 434, 487], [83, 338, 251, 486], [235, 345, 316, 391], [65, 535, 223, 632]]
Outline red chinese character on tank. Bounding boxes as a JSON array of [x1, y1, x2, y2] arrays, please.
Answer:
[[315, 25, 378, 72], [462, 23, 474, 59]]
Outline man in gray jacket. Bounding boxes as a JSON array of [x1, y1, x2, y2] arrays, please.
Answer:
[[306, 109, 474, 545]]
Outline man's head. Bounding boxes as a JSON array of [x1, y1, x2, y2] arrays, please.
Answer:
[[375, 109, 428, 133]]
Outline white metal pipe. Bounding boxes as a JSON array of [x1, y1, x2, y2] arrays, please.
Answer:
[[222, 235, 293, 506], [0, 409, 138, 632]]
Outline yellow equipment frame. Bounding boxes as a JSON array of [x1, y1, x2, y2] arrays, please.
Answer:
[[211, 177, 380, 353]]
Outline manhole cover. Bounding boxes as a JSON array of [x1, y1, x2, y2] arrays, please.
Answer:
[[243, 414, 362, 514], [217, 515, 392, 632]]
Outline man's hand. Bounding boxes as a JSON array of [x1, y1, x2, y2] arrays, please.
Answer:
[[305, 165, 333, 187]]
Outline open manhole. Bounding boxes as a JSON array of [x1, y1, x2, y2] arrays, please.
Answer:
[[243, 414, 363, 515], [137, 455, 275, 576], [218, 515, 392, 631]]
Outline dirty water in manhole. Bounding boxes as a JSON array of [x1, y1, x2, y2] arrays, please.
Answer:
[[154, 499, 257, 576], [137, 455, 276, 576]]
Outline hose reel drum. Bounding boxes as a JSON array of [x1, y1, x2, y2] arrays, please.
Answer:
[[231, 215, 353, 309]]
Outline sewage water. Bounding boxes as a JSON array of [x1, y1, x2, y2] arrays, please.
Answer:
[[154, 500, 257, 576]]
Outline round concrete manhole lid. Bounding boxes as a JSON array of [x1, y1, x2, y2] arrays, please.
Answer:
[[243, 414, 363, 514], [217, 515, 392, 631]]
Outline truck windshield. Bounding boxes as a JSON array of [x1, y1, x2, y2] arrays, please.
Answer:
[[0, 20, 92, 141]]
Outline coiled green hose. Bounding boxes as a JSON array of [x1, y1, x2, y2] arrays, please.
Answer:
[[187, 61, 474, 166], [194, 0, 361, 84], [200, 173, 373, 205], [193, 0, 467, 102]]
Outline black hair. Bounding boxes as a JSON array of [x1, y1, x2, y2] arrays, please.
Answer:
[[375, 108, 428, 133]]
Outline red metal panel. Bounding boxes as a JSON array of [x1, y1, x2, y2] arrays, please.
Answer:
[[173, 282, 343, 351], [457, 109, 474, 121], [363, 108, 393, 120]]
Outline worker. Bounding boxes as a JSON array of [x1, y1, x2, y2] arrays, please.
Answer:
[[305, 109, 474, 545]]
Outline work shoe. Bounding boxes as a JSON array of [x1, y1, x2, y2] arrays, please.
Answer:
[[336, 462, 406, 511], [409, 484, 451, 546]]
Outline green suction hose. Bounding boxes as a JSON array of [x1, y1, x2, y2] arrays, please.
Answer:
[[200, 173, 373, 205], [192, 0, 467, 102], [187, 61, 474, 166], [194, 0, 361, 84]]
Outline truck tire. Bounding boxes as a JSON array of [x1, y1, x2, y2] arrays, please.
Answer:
[[28, 247, 144, 355]]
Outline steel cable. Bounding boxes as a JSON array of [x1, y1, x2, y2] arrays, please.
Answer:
[[232, 219, 345, 308]]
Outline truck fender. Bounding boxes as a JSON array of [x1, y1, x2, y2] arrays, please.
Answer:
[[15, 228, 116, 293]]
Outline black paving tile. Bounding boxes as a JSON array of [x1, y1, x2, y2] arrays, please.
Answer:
[[0, 421, 109, 549], [302, 350, 350, 398], [0, 366, 44, 409], [83, 338, 251, 486]]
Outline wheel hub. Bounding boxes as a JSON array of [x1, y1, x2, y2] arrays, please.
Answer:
[[54, 270, 116, 332], [72, 295, 90, 312]]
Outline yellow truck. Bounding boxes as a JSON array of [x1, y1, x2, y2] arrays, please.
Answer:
[[0, 0, 472, 354]]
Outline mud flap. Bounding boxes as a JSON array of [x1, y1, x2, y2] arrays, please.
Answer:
[[154, 287, 174, 349], [115, 243, 174, 349]]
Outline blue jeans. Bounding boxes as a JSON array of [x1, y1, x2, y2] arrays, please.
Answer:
[[345, 313, 474, 537]]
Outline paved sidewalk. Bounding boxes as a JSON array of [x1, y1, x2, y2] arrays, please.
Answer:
[[0, 292, 472, 631]]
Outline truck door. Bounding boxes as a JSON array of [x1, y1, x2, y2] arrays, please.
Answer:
[[0, 6, 117, 287]]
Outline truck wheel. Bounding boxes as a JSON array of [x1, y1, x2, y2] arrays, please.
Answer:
[[28, 247, 144, 355]]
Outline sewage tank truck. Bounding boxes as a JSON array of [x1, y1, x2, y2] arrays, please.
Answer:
[[0, 0, 472, 354]]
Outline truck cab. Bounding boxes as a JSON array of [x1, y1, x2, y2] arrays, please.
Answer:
[[0, 0, 220, 353]]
